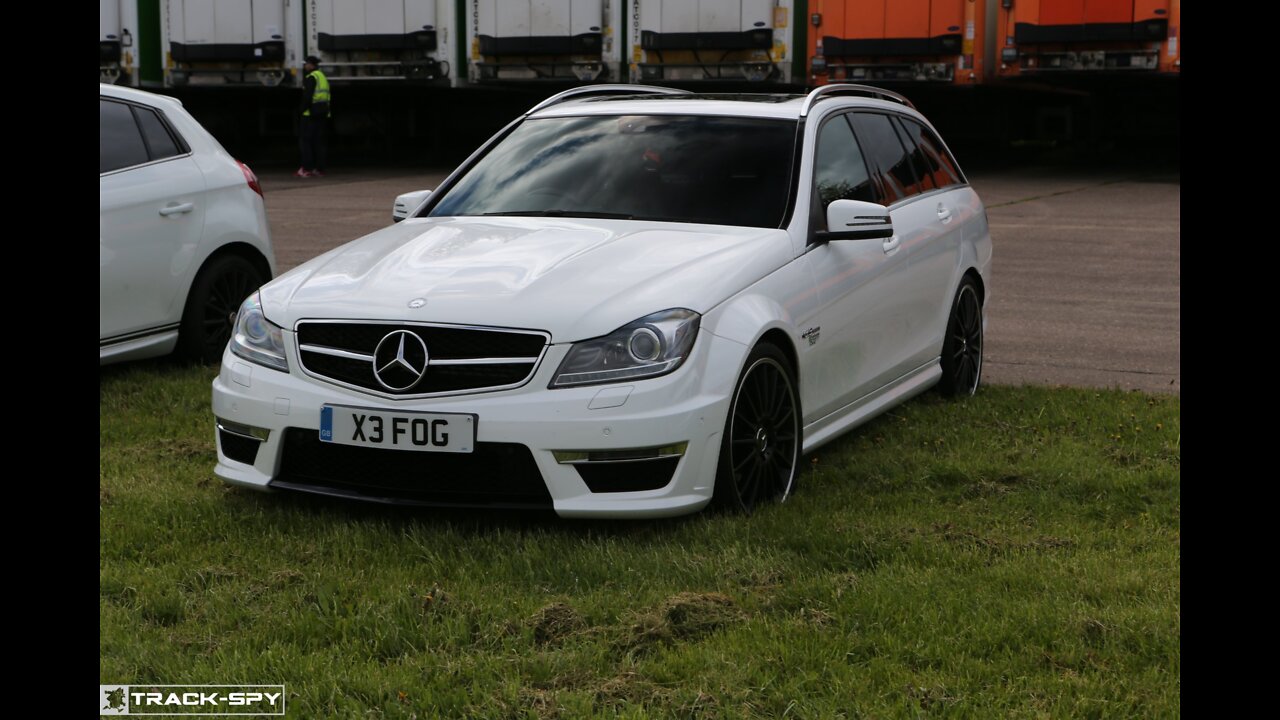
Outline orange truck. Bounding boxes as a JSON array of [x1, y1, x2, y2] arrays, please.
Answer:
[[807, 1, 997, 85], [995, 0, 1179, 76]]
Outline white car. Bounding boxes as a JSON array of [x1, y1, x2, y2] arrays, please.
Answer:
[[212, 84, 991, 518], [100, 83, 275, 364]]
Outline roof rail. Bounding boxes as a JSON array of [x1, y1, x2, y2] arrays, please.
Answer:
[[799, 83, 915, 117], [526, 84, 694, 116]]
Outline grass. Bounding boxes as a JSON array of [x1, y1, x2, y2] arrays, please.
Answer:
[[100, 360, 1179, 718]]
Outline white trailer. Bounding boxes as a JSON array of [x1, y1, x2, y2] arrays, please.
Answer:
[[308, 0, 458, 83], [465, 0, 624, 83], [101, 0, 140, 85], [627, 0, 794, 83], [162, 0, 303, 87]]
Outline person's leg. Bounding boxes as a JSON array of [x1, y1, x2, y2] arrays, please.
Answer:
[[314, 117, 328, 174], [299, 117, 315, 174]]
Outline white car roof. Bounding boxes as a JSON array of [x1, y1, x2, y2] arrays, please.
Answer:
[[529, 94, 923, 122], [99, 82, 185, 110]]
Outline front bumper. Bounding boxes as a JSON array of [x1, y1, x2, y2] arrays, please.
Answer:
[[211, 329, 745, 518]]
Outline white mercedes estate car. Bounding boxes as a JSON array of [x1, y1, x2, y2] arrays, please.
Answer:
[[212, 84, 991, 518]]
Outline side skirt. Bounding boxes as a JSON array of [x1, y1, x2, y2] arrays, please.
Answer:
[[801, 360, 942, 455], [99, 328, 179, 365]]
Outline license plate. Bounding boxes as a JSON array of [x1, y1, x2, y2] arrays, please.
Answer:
[[319, 405, 476, 453]]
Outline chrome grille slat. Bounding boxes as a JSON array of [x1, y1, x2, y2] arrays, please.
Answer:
[[429, 357, 541, 366], [298, 344, 374, 361]]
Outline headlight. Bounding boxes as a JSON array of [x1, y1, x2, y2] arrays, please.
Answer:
[[550, 309, 700, 388], [230, 292, 288, 372]]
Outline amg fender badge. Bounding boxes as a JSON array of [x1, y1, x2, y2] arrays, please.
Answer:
[[801, 327, 821, 346]]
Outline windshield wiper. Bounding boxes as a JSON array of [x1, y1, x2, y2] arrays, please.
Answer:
[[481, 210, 635, 219]]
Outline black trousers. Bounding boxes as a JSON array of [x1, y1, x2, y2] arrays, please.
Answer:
[[299, 115, 328, 172]]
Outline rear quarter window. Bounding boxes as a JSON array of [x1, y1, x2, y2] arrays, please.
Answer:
[[134, 105, 186, 161]]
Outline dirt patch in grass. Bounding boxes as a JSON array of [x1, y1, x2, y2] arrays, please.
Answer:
[[905, 683, 962, 711], [120, 438, 215, 462], [931, 524, 1077, 555], [729, 567, 786, 591], [419, 584, 449, 614], [594, 672, 676, 708], [164, 438, 215, 460], [1080, 616, 1109, 647], [619, 592, 743, 653], [513, 686, 559, 719], [798, 607, 835, 626], [529, 602, 586, 645], [1032, 536, 1077, 550]]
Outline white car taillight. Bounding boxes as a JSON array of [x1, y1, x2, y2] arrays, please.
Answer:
[[237, 160, 263, 198]]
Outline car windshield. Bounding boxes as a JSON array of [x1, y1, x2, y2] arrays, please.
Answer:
[[429, 115, 797, 228]]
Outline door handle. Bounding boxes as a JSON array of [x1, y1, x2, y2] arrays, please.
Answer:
[[937, 203, 952, 223], [159, 202, 194, 217], [883, 234, 901, 255]]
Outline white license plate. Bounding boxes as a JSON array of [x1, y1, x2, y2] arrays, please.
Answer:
[[319, 405, 476, 453]]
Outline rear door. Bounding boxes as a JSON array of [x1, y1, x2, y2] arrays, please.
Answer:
[[890, 114, 971, 367]]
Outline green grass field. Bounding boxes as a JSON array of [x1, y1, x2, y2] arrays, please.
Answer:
[[100, 362, 1179, 718]]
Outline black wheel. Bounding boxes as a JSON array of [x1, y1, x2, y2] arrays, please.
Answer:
[[938, 278, 983, 397], [713, 343, 801, 513], [178, 254, 264, 363]]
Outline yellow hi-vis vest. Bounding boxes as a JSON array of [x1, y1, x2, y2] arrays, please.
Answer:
[[303, 70, 331, 117]]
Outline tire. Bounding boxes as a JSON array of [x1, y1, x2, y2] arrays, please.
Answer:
[[712, 343, 801, 513], [178, 254, 264, 364], [938, 277, 983, 397]]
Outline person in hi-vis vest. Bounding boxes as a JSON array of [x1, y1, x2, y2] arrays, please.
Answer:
[[296, 55, 331, 178]]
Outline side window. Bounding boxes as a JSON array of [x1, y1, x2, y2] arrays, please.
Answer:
[[813, 114, 876, 230], [100, 99, 149, 174], [898, 117, 963, 189], [134, 106, 184, 161], [849, 113, 920, 203], [891, 115, 937, 193]]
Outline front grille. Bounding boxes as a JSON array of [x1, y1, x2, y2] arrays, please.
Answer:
[[296, 321, 548, 397], [273, 428, 553, 508]]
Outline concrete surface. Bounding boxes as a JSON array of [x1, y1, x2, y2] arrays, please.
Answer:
[[973, 169, 1180, 394], [257, 168, 1180, 394]]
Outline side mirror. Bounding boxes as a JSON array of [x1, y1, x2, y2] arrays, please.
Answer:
[[815, 199, 893, 242], [392, 189, 433, 223]]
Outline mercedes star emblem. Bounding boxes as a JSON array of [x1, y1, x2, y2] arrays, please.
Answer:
[[372, 330, 429, 391]]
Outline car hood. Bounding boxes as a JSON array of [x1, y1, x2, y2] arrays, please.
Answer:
[[261, 216, 791, 342]]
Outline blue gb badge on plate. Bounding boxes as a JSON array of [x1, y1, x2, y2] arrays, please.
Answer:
[[319, 406, 333, 441]]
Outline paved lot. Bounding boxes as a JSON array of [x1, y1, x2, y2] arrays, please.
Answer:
[[258, 168, 1180, 394]]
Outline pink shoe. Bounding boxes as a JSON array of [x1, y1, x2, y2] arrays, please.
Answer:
[[293, 167, 312, 178]]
